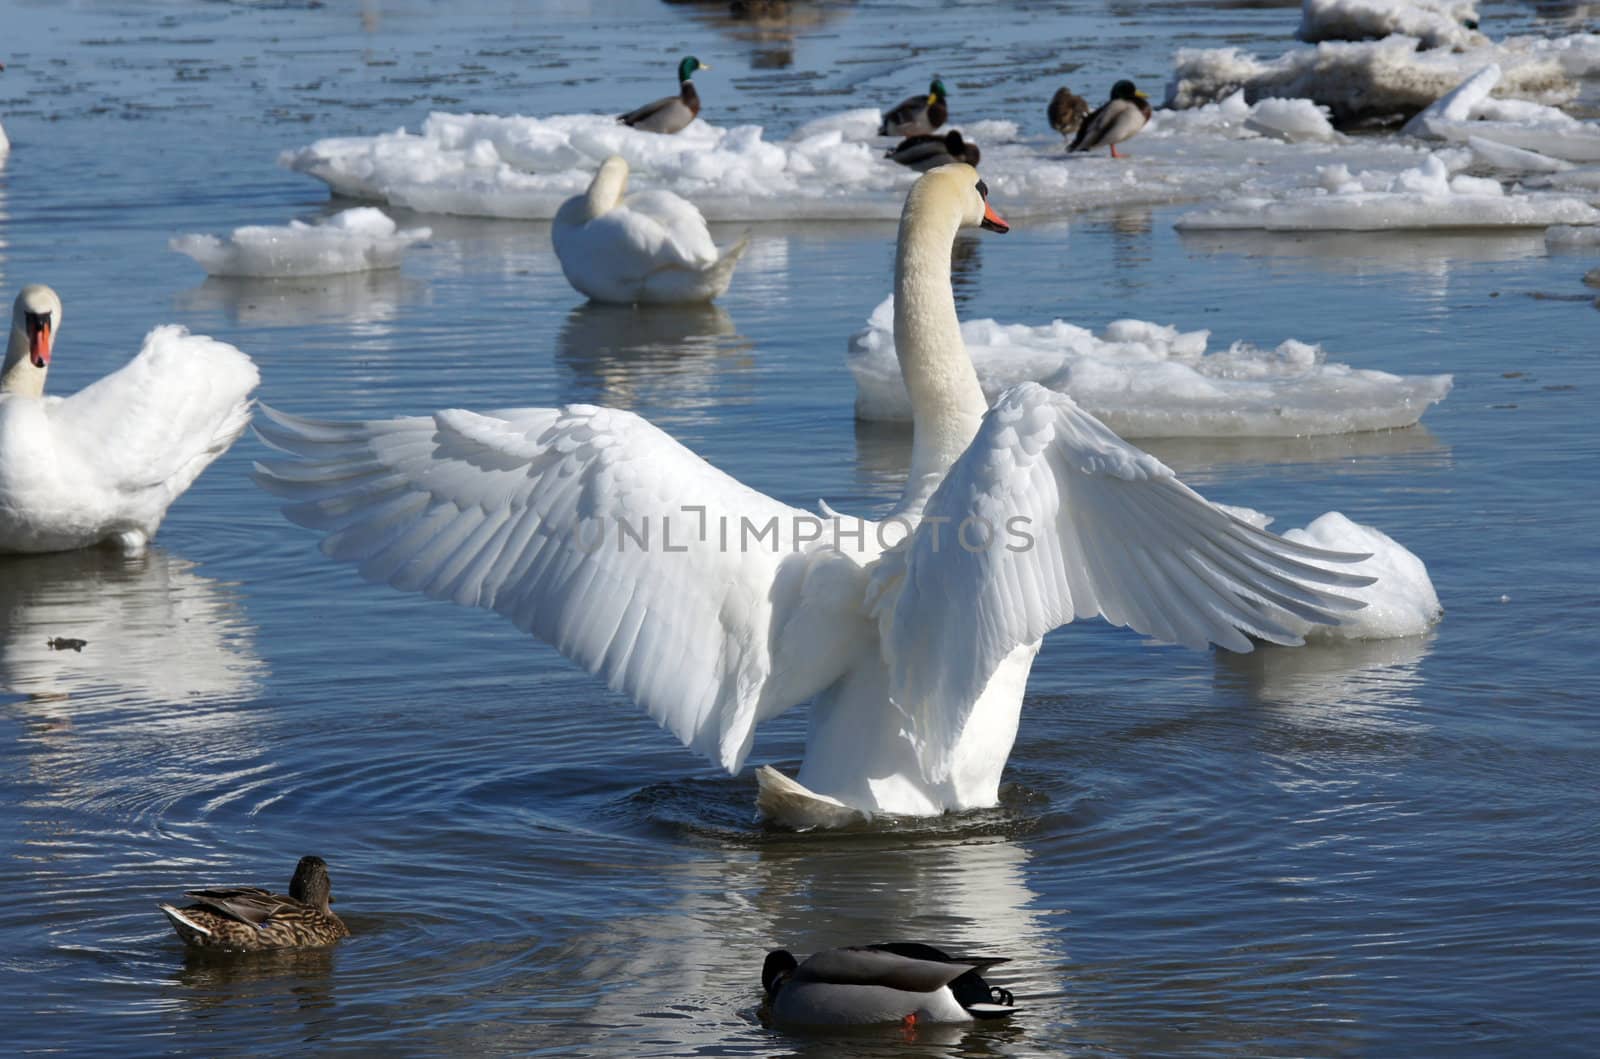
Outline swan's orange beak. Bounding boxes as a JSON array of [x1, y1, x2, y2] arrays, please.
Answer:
[[28, 318, 51, 368], [981, 200, 1009, 234]]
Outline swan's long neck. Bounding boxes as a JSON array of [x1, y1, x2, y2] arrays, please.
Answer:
[[1, 324, 45, 397], [894, 196, 986, 499], [584, 160, 629, 220]]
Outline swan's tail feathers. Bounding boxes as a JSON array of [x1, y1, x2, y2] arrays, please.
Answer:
[[158, 903, 212, 943], [755, 765, 869, 831], [705, 233, 750, 299]]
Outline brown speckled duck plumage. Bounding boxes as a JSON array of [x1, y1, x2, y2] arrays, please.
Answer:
[[158, 855, 349, 951]]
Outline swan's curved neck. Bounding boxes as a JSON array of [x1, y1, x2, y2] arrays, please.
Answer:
[[894, 198, 986, 497], [585, 162, 629, 220], [1, 327, 45, 397]]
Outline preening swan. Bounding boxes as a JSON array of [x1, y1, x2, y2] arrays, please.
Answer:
[[254, 165, 1370, 829], [0, 284, 259, 554], [551, 155, 748, 305], [762, 943, 1018, 1026]]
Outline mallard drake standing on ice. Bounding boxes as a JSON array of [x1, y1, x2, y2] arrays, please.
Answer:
[[619, 56, 709, 134], [1069, 79, 1151, 157]]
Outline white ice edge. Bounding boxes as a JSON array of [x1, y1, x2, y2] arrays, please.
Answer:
[[171, 206, 431, 278], [848, 295, 1452, 438]]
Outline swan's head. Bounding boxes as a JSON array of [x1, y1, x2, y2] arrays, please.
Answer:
[[761, 949, 798, 1000], [907, 163, 1008, 235], [4, 284, 61, 395], [289, 855, 335, 911]]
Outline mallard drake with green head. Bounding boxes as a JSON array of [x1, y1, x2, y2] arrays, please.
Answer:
[[1047, 86, 1091, 136], [878, 77, 948, 137], [885, 129, 980, 171], [619, 56, 709, 134], [1069, 79, 1152, 158], [158, 855, 349, 951], [762, 942, 1020, 1026]]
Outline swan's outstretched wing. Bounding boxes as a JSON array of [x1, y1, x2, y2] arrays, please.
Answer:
[[876, 382, 1373, 773], [50, 325, 258, 503], [254, 403, 865, 772]]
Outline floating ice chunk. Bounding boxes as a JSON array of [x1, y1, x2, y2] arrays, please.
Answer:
[[1245, 97, 1340, 142], [283, 106, 1436, 221], [1467, 135, 1574, 174], [1546, 224, 1600, 248], [284, 111, 917, 221], [1177, 153, 1600, 229], [1298, 0, 1484, 51], [1405, 64, 1600, 162], [848, 295, 1452, 437], [1169, 36, 1574, 125], [1283, 512, 1441, 640], [171, 207, 430, 278], [1156, 90, 1340, 143]]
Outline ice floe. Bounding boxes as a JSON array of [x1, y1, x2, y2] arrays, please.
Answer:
[[848, 295, 1451, 437], [282, 105, 1440, 222], [1175, 153, 1600, 230], [1297, 0, 1484, 52], [1547, 224, 1600, 248], [170, 207, 430, 278], [1214, 506, 1441, 640], [1284, 512, 1442, 640], [1404, 64, 1600, 163], [1167, 35, 1591, 125]]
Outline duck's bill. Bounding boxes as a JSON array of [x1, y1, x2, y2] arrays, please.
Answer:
[[29, 321, 51, 368], [981, 202, 1009, 233]]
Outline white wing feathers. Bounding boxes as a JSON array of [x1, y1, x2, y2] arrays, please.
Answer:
[[52, 325, 258, 499], [875, 382, 1374, 773], [254, 403, 864, 773]]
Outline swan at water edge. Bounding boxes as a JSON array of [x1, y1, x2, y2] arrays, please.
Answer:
[[254, 164, 1371, 830], [551, 155, 748, 305], [0, 284, 259, 554]]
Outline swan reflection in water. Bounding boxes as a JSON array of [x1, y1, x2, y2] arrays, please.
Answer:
[[556, 301, 752, 412], [0, 548, 264, 708], [1213, 632, 1436, 735]]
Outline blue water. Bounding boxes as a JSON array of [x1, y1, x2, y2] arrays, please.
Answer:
[[2, 1, 1598, 1055]]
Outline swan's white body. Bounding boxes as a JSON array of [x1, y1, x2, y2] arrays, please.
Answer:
[[0, 285, 259, 554], [551, 156, 747, 305], [256, 165, 1370, 829]]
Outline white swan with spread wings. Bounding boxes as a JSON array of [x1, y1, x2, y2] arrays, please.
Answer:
[[254, 165, 1372, 828]]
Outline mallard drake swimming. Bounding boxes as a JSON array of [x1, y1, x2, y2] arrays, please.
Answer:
[[879, 77, 948, 137], [1069, 79, 1152, 158], [885, 129, 980, 172], [1047, 86, 1091, 136], [619, 56, 709, 135], [158, 855, 349, 951], [762, 942, 1020, 1026]]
